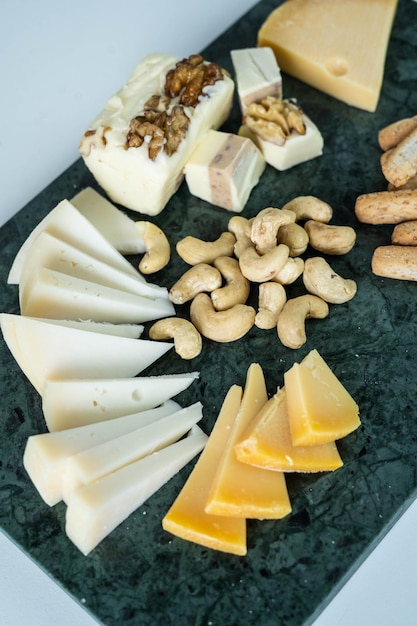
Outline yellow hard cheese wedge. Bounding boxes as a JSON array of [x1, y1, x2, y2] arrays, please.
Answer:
[[235, 387, 343, 472], [162, 385, 247, 556], [205, 363, 291, 519], [284, 350, 360, 446], [258, 0, 398, 112]]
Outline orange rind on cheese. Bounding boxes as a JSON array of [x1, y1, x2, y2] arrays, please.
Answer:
[[235, 387, 343, 473], [284, 349, 361, 446]]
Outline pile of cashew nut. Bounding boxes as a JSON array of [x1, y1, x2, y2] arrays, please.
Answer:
[[147, 195, 357, 358]]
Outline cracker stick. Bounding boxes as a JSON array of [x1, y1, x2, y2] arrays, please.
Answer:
[[372, 245, 417, 281], [378, 116, 417, 151], [380, 127, 417, 187], [391, 221, 417, 246], [355, 189, 417, 224]]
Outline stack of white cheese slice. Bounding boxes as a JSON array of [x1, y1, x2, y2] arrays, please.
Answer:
[[9, 191, 175, 323], [1, 188, 206, 554], [24, 400, 207, 554]]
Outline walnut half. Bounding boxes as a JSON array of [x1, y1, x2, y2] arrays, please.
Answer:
[[164, 54, 224, 107], [245, 97, 306, 146], [126, 97, 190, 160], [125, 54, 225, 159]]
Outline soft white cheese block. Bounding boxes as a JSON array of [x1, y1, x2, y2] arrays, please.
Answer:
[[19, 267, 175, 324], [0, 313, 172, 395], [65, 425, 207, 555], [184, 129, 265, 212], [26, 318, 144, 339], [21, 231, 167, 300], [70, 187, 147, 255], [23, 400, 180, 506], [8, 199, 144, 285], [230, 46, 282, 114], [79, 53, 234, 215], [239, 113, 323, 171], [61, 402, 203, 502], [42, 372, 200, 431]]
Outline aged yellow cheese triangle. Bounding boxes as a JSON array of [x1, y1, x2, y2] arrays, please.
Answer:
[[258, 0, 398, 112], [235, 387, 343, 472], [162, 384, 247, 556], [284, 350, 361, 446], [205, 363, 291, 520]]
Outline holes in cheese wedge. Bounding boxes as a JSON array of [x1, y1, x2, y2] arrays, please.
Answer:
[[325, 57, 349, 77]]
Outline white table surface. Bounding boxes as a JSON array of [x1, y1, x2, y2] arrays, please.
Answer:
[[1, 1, 417, 625]]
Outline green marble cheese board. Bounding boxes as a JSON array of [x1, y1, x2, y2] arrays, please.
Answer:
[[1, 1, 417, 624]]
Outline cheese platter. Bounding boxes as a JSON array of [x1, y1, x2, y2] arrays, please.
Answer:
[[1, 1, 417, 625]]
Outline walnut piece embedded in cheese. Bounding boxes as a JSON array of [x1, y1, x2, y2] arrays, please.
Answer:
[[79, 53, 234, 215], [239, 110, 323, 171]]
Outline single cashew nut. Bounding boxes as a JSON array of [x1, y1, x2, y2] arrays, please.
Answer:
[[281, 196, 333, 223], [277, 222, 309, 256], [273, 256, 304, 285], [250, 207, 296, 254], [149, 317, 202, 360], [135, 221, 171, 274], [277, 294, 329, 349], [211, 256, 250, 311], [190, 293, 255, 342], [239, 244, 290, 283], [228, 215, 253, 258], [176, 232, 236, 265], [303, 257, 357, 304], [304, 220, 356, 255], [169, 263, 222, 304], [255, 282, 287, 329]]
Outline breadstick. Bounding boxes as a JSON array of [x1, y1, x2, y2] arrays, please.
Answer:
[[355, 189, 417, 224], [387, 172, 417, 191], [391, 221, 417, 246], [378, 116, 417, 151], [380, 127, 417, 187], [372, 245, 417, 281]]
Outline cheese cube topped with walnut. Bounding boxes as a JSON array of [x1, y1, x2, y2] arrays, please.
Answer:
[[79, 53, 234, 215]]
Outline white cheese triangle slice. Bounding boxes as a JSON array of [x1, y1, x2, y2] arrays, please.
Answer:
[[8, 199, 145, 285], [62, 402, 203, 502], [23, 400, 180, 506], [19, 267, 175, 324], [42, 372, 200, 431], [70, 187, 146, 255], [65, 425, 207, 555], [20, 231, 167, 300], [25, 318, 144, 339], [0, 313, 172, 395]]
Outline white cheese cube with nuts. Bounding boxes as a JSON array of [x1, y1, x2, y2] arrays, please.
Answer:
[[239, 109, 323, 171], [79, 53, 234, 216], [184, 129, 265, 212], [231, 47, 282, 114]]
